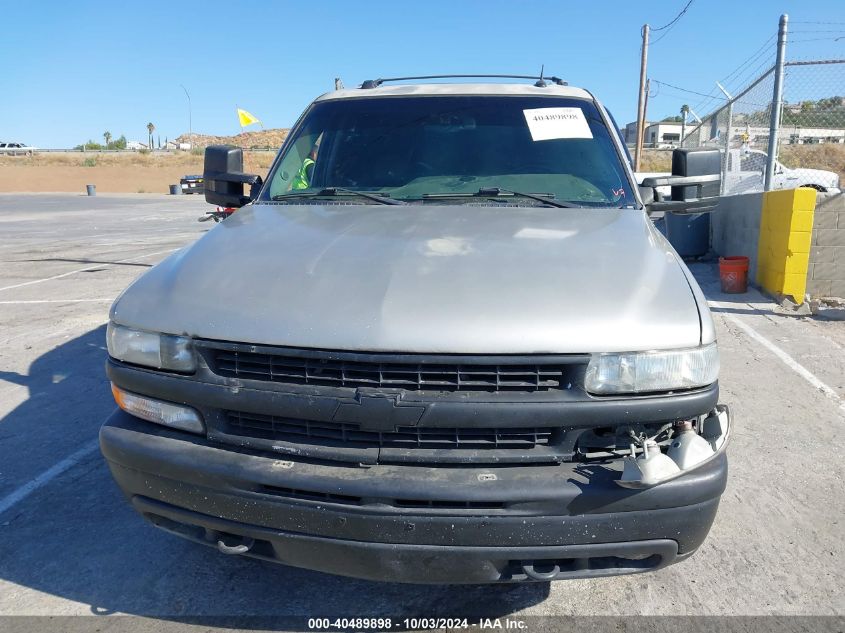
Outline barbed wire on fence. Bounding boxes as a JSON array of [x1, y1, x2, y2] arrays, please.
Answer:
[[645, 17, 844, 195], [659, 48, 844, 195]]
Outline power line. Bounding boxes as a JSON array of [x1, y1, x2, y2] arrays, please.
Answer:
[[651, 79, 771, 109], [689, 35, 775, 113], [791, 36, 845, 43], [652, 79, 727, 101], [721, 35, 775, 86], [652, 0, 694, 31], [650, 0, 695, 44], [724, 53, 776, 98]]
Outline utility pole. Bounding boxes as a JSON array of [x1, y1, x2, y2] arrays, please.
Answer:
[[634, 23, 650, 171], [765, 14, 788, 191], [180, 84, 193, 149]]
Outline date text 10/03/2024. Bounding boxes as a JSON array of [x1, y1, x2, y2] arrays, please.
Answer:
[[307, 617, 528, 629]]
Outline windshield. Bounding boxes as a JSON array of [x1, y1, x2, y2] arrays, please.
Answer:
[[263, 95, 634, 207]]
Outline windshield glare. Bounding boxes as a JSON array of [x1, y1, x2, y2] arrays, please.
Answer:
[[264, 95, 633, 207]]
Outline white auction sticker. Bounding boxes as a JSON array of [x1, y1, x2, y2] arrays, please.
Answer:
[[523, 107, 593, 141]]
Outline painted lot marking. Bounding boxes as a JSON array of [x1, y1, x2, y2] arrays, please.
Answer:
[[0, 440, 99, 517], [0, 299, 113, 304], [0, 248, 177, 292], [711, 303, 845, 415]]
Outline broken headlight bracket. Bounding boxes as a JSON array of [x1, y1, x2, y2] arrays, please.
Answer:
[[617, 405, 731, 489]]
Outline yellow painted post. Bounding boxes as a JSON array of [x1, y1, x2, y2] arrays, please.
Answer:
[[756, 188, 817, 303]]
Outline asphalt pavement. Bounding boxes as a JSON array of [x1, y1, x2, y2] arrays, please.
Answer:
[[0, 194, 843, 629]]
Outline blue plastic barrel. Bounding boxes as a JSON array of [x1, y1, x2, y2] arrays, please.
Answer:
[[665, 212, 710, 258]]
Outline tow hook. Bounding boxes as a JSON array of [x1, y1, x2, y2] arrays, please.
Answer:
[[520, 562, 561, 581], [216, 534, 255, 555]]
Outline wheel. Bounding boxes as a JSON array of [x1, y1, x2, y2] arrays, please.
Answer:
[[802, 184, 826, 192]]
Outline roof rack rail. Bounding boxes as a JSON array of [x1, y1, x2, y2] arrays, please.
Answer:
[[359, 74, 567, 89]]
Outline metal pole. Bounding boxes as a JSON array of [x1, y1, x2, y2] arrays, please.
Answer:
[[721, 103, 733, 194], [717, 82, 734, 195], [180, 84, 192, 149], [765, 14, 788, 191], [634, 24, 649, 171]]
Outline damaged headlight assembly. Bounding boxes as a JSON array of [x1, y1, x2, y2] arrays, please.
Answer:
[[617, 407, 731, 489], [583, 343, 726, 488], [584, 343, 719, 395], [106, 322, 196, 373]]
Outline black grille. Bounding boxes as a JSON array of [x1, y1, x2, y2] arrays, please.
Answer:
[[206, 349, 568, 392], [225, 410, 554, 450]]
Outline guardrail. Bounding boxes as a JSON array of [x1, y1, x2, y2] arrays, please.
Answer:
[[30, 147, 278, 153]]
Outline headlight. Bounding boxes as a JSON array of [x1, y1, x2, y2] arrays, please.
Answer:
[[107, 322, 196, 372], [584, 343, 719, 395]]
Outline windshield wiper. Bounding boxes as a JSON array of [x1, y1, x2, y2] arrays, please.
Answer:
[[421, 188, 578, 208], [477, 187, 578, 208], [272, 187, 407, 206]]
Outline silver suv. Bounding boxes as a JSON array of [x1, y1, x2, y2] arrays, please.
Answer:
[[100, 75, 730, 584]]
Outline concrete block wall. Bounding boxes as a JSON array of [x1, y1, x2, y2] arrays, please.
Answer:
[[756, 189, 816, 302], [808, 193, 845, 299], [710, 191, 764, 280]]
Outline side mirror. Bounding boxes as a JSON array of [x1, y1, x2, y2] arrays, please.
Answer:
[[642, 148, 721, 215], [638, 185, 655, 206], [203, 145, 262, 208]]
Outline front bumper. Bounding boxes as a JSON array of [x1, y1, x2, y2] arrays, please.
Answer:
[[100, 409, 729, 584]]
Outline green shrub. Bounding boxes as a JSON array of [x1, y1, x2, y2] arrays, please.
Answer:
[[190, 146, 204, 156], [138, 148, 150, 155], [82, 157, 98, 167]]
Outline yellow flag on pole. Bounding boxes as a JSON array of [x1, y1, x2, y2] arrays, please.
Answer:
[[237, 108, 261, 127]]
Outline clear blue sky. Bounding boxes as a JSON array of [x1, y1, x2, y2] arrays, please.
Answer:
[[2, 0, 842, 148]]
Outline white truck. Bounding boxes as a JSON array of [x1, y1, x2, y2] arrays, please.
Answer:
[[724, 148, 840, 195]]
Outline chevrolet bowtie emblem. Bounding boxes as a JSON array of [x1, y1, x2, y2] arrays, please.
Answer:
[[332, 393, 425, 431]]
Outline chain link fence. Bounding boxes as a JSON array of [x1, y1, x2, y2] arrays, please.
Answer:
[[677, 53, 844, 195], [777, 60, 845, 191]]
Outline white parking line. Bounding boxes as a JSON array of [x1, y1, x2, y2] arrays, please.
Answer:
[[0, 297, 114, 305], [717, 309, 845, 415], [0, 440, 100, 517], [0, 248, 177, 292], [0, 299, 113, 304]]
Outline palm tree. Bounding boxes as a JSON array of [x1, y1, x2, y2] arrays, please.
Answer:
[[680, 104, 690, 147], [103, 131, 112, 149], [146, 122, 155, 150]]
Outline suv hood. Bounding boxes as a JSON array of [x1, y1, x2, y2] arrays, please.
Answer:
[[111, 203, 703, 354]]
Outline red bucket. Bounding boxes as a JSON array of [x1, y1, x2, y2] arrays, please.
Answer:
[[719, 256, 749, 294]]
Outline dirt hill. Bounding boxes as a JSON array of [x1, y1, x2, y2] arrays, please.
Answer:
[[174, 128, 289, 149]]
